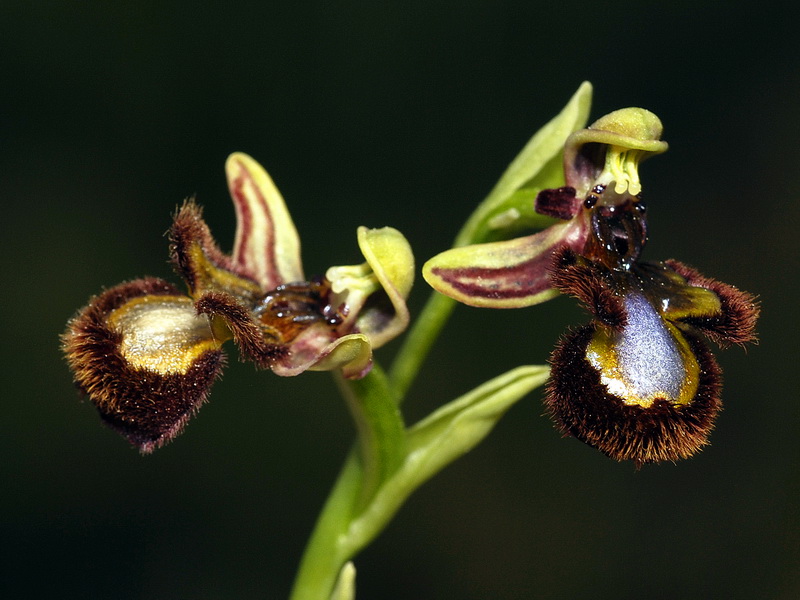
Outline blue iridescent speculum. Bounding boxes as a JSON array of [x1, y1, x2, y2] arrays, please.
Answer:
[[579, 188, 700, 410]]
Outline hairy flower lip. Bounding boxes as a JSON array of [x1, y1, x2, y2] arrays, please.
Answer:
[[62, 278, 227, 453], [546, 324, 722, 467], [546, 240, 759, 465]]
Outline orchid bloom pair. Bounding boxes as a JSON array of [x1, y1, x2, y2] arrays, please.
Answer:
[[63, 153, 413, 453], [64, 99, 759, 467], [424, 107, 759, 466]]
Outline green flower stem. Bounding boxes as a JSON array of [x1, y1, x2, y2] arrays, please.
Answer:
[[334, 365, 407, 509], [340, 365, 551, 555], [290, 365, 406, 600], [291, 363, 550, 600]]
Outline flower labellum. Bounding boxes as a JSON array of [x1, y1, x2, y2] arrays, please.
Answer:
[[63, 153, 414, 452], [62, 278, 227, 453], [545, 204, 757, 466]]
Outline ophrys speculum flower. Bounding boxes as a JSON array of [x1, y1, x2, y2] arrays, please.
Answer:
[[63, 153, 414, 453], [424, 108, 759, 466]]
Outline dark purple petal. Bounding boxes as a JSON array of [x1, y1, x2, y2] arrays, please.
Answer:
[[534, 187, 581, 220], [170, 200, 263, 301]]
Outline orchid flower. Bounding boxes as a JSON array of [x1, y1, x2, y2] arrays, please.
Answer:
[[424, 108, 759, 465], [63, 153, 414, 453]]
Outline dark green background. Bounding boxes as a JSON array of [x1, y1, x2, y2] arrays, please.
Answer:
[[2, 2, 797, 598]]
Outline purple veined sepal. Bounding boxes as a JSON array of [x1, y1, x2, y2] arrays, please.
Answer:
[[226, 152, 305, 289], [421, 217, 589, 308]]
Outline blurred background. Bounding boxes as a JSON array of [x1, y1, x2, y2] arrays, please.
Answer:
[[2, 1, 797, 598]]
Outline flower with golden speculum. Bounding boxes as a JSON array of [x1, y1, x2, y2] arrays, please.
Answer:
[[424, 108, 759, 466], [63, 153, 414, 453]]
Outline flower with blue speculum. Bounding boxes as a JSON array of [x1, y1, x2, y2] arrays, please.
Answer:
[[63, 153, 414, 453], [423, 108, 759, 466]]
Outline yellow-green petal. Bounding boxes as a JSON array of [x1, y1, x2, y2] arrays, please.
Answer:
[[358, 226, 414, 300], [326, 226, 414, 349], [355, 226, 414, 346]]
